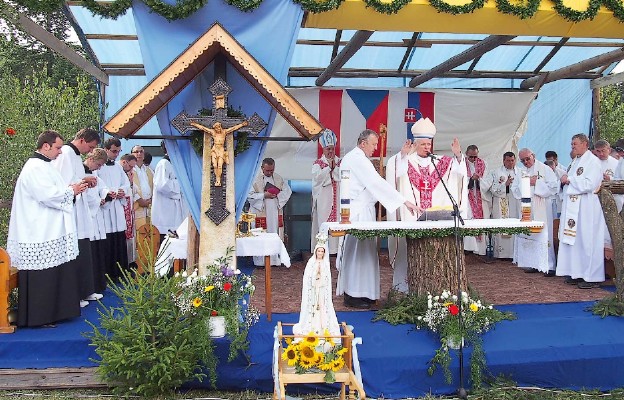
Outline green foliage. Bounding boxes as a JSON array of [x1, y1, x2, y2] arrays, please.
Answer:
[[346, 226, 530, 240], [0, 70, 98, 248], [375, 289, 515, 389], [590, 294, 624, 317], [86, 267, 219, 397], [599, 84, 624, 146]]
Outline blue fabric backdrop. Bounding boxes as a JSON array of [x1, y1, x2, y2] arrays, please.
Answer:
[[132, 0, 303, 227]]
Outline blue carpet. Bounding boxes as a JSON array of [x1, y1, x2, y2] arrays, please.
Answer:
[[2, 290, 624, 397]]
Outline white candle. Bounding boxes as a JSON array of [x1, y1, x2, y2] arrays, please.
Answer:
[[521, 175, 531, 198], [340, 170, 350, 201]]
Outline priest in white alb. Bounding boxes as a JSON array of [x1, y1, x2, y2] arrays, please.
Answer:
[[248, 157, 292, 266], [385, 117, 467, 292], [511, 148, 559, 276], [311, 129, 341, 254], [488, 151, 521, 258], [336, 129, 418, 308], [7, 130, 88, 327], [556, 134, 606, 289]]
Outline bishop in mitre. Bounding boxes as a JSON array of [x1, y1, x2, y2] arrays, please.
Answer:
[[385, 117, 468, 292]]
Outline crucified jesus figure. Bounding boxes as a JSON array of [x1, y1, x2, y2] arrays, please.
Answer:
[[191, 120, 248, 186]]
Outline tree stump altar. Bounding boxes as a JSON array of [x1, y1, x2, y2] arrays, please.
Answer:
[[406, 235, 467, 295], [324, 219, 539, 296]]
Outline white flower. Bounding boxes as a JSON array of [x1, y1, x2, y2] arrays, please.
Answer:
[[433, 296, 439, 301], [452, 295, 457, 301], [234, 269, 241, 275]]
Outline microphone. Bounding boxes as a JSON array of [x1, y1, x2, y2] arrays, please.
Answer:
[[426, 152, 437, 160]]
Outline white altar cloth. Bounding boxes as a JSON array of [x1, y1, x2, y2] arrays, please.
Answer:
[[236, 232, 291, 267]]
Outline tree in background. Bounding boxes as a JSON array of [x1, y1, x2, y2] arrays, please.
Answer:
[[599, 84, 624, 146]]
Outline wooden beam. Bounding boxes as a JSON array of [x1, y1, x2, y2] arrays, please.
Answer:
[[1, 7, 109, 85], [467, 56, 481, 74], [409, 35, 516, 87], [297, 38, 622, 48], [533, 37, 569, 74], [591, 71, 624, 89], [592, 87, 601, 141], [521, 47, 624, 89], [398, 32, 419, 72], [104, 68, 146, 76], [84, 34, 139, 40], [62, 4, 100, 68], [100, 63, 144, 69], [315, 30, 374, 86], [331, 30, 342, 61], [289, 67, 600, 80]]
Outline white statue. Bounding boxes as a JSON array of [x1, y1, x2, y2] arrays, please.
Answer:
[[293, 234, 341, 337]]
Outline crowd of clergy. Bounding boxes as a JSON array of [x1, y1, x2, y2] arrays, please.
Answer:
[[7, 131, 187, 327], [311, 123, 622, 309], [7, 121, 622, 325]]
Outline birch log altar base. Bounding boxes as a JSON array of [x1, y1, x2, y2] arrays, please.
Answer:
[[324, 219, 543, 296]]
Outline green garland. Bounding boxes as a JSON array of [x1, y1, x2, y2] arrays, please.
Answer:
[[551, 0, 602, 21], [363, 0, 412, 14], [495, 0, 540, 19], [428, 0, 486, 15], [344, 226, 530, 240], [26, 0, 624, 23]]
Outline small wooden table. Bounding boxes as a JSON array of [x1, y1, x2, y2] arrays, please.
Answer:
[[236, 233, 290, 321]]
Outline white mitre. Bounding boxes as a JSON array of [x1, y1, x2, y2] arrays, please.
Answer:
[[411, 117, 436, 139]]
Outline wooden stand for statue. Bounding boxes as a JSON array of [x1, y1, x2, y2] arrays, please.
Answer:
[[136, 223, 160, 274], [274, 322, 365, 400], [406, 235, 468, 295], [0, 248, 17, 334]]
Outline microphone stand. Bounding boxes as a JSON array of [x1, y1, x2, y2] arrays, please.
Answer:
[[428, 152, 468, 400]]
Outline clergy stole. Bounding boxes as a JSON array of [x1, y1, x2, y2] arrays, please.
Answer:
[[407, 156, 452, 209], [466, 158, 486, 219]]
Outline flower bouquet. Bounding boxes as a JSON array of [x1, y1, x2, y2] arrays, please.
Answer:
[[414, 290, 515, 387], [174, 246, 258, 360], [281, 330, 348, 384]]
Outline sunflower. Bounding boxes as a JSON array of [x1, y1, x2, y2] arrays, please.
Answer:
[[303, 332, 319, 347], [281, 344, 299, 366], [300, 357, 315, 369], [192, 297, 202, 307], [336, 347, 348, 356], [322, 328, 335, 346], [319, 361, 332, 371], [299, 344, 316, 364], [331, 357, 345, 371], [312, 350, 324, 365], [284, 337, 293, 346]]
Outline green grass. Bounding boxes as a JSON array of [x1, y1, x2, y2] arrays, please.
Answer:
[[0, 387, 624, 400]]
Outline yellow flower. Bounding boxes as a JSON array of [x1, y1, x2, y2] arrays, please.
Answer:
[[469, 303, 479, 312], [303, 332, 319, 347], [443, 301, 453, 307], [299, 345, 316, 364], [300, 358, 315, 369], [323, 328, 335, 346], [192, 297, 202, 307], [331, 357, 345, 371], [313, 351, 325, 365], [204, 285, 215, 292], [337, 347, 348, 356], [319, 362, 332, 371], [285, 337, 293, 345], [282, 345, 299, 366]]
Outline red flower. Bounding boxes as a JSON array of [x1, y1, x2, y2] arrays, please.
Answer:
[[5, 128, 15, 136], [223, 282, 232, 292], [211, 310, 218, 316], [448, 304, 460, 316]]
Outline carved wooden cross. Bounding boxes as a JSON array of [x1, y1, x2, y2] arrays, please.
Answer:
[[171, 78, 267, 225]]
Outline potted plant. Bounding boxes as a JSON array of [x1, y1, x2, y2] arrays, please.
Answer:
[[174, 246, 258, 361]]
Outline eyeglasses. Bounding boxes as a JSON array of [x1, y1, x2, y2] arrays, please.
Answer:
[[467, 155, 478, 159], [520, 156, 533, 163], [132, 150, 144, 153]]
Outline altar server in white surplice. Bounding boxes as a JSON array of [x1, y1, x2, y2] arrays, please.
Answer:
[[511, 148, 559, 276], [337, 129, 418, 309], [489, 152, 521, 259], [311, 130, 341, 254], [8, 130, 88, 327], [152, 142, 187, 241], [557, 134, 606, 289], [51, 128, 101, 306], [293, 234, 341, 338], [248, 157, 292, 266], [96, 137, 131, 281], [385, 118, 466, 293]]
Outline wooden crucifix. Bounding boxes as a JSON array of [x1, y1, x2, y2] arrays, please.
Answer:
[[171, 78, 266, 270]]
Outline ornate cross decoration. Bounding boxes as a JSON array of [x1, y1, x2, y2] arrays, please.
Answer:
[[171, 78, 267, 225]]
